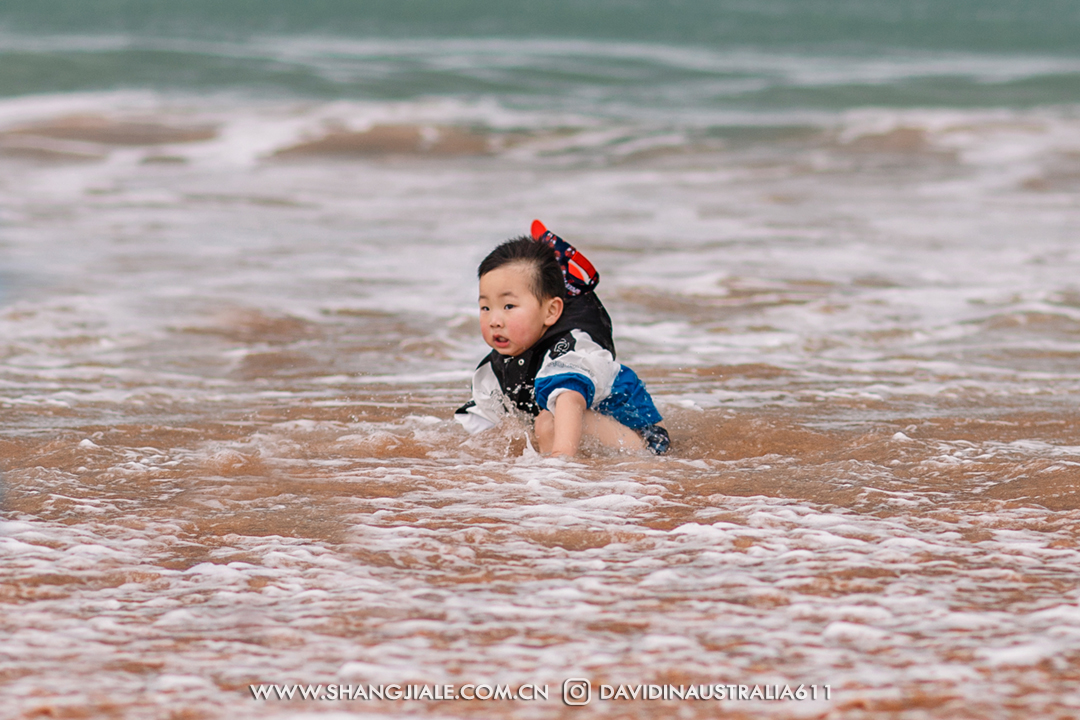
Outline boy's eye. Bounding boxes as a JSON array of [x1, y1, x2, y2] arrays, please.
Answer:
[[504, 304, 515, 310]]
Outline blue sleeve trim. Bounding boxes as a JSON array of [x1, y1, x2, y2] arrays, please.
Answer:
[[535, 373, 595, 411], [595, 365, 663, 429]]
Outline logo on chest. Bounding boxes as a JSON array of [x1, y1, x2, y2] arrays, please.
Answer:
[[550, 338, 573, 359]]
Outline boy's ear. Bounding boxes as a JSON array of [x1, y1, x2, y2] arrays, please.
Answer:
[[543, 296, 564, 327]]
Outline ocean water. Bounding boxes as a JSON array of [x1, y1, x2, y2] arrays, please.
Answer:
[[2, 2, 1080, 718]]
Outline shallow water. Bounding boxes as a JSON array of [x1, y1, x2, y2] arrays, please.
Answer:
[[3, 8, 1080, 717], [2, 95, 1080, 720]]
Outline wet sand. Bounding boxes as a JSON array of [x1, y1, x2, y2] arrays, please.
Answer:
[[273, 125, 491, 159]]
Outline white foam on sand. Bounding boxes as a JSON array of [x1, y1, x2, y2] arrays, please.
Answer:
[[4, 89, 1080, 717]]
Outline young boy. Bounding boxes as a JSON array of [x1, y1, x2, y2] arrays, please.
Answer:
[[456, 221, 669, 457]]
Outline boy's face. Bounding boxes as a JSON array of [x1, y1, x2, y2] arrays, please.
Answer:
[[478, 262, 563, 357]]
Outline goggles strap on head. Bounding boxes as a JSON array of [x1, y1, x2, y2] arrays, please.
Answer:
[[530, 219, 600, 296]]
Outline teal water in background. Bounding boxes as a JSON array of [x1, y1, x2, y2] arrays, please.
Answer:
[[0, 0, 1078, 110], [4, 0, 1079, 53]]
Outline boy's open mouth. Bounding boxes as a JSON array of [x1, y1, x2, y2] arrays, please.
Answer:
[[492, 335, 509, 347]]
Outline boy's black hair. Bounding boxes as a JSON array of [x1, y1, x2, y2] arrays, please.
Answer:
[[478, 236, 565, 301]]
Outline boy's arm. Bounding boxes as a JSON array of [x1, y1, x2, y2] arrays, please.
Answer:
[[534, 329, 620, 413], [550, 390, 587, 457], [455, 360, 503, 434]]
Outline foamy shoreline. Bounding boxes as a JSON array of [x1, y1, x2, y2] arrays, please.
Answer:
[[2, 83, 1080, 719]]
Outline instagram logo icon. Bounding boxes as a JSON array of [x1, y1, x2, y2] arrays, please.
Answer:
[[562, 678, 591, 706]]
